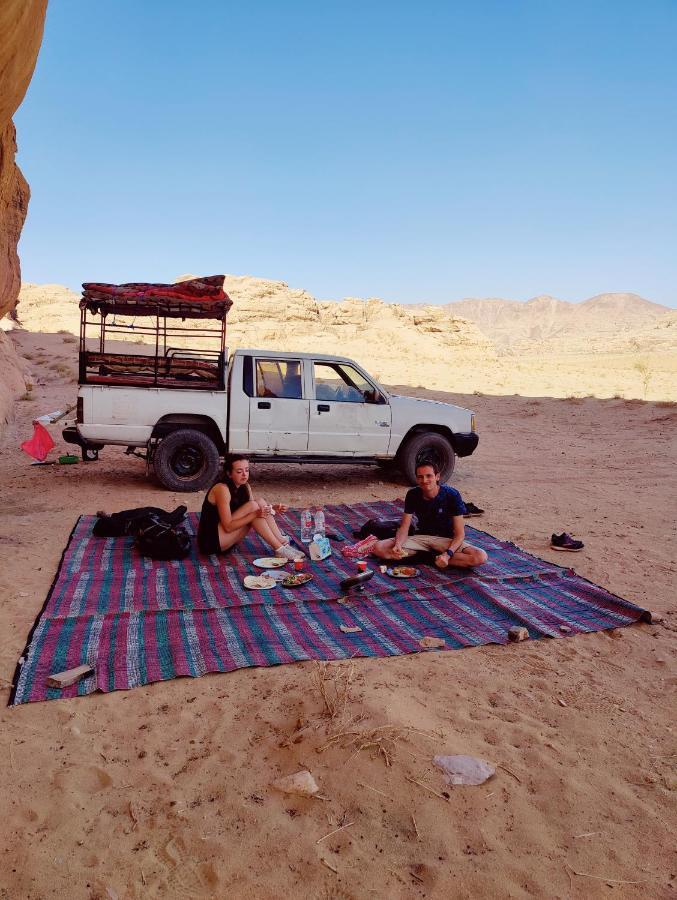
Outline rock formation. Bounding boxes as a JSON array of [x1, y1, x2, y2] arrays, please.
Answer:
[[0, 0, 48, 424], [17, 274, 496, 394], [0, 0, 48, 320], [444, 292, 671, 349], [14, 275, 677, 400]]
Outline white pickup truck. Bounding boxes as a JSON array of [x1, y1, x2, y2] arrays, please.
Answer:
[[64, 348, 479, 491]]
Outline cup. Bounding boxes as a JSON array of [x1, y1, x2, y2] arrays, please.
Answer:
[[294, 559, 304, 572], [357, 560, 367, 573]]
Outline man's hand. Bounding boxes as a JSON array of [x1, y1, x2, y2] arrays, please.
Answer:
[[272, 503, 287, 514], [435, 551, 451, 569], [392, 541, 406, 558]]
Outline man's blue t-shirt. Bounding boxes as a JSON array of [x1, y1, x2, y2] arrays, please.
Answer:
[[404, 484, 466, 538]]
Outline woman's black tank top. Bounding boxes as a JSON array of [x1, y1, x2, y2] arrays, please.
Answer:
[[197, 480, 249, 554]]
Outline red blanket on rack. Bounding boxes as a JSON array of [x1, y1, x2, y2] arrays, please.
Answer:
[[82, 274, 226, 302]]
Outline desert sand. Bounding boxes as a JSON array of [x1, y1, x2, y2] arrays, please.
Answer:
[[0, 314, 675, 900]]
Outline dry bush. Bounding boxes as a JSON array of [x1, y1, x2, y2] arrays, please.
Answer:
[[315, 661, 356, 721], [305, 662, 436, 768], [634, 358, 652, 398]]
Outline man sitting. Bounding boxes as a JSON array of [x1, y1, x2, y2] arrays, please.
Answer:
[[372, 457, 488, 569]]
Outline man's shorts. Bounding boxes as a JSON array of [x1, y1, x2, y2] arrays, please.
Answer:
[[400, 534, 456, 555]]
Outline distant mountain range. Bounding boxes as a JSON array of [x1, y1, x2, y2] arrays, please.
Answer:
[[442, 293, 672, 347]]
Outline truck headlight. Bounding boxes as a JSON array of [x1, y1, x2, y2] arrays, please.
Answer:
[[471, 414, 477, 433]]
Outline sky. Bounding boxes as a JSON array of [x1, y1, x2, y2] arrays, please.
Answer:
[[14, 0, 677, 307]]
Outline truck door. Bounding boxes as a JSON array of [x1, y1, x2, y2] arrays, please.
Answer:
[[308, 361, 391, 454], [248, 357, 309, 452]]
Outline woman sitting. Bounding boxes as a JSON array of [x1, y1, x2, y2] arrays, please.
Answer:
[[197, 455, 304, 560]]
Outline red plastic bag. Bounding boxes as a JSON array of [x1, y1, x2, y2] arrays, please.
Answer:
[[21, 421, 55, 461]]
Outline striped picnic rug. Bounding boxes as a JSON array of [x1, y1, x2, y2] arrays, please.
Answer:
[[10, 500, 649, 704]]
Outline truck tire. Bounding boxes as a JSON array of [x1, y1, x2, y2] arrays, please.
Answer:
[[399, 432, 456, 485], [153, 428, 220, 492]]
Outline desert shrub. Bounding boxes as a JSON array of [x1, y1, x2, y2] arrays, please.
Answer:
[[633, 358, 652, 398]]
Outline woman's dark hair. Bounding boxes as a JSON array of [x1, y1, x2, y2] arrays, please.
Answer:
[[222, 455, 250, 493], [224, 454, 249, 475]]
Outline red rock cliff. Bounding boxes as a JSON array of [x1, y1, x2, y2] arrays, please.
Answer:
[[0, 0, 48, 319]]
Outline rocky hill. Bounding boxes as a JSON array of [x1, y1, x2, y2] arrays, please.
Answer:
[[14, 275, 496, 391], [6, 275, 677, 403], [445, 292, 672, 348]]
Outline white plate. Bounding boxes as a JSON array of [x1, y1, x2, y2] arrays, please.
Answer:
[[253, 557, 288, 569], [265, 570, 288, 583], [243, 574, 277, 590]]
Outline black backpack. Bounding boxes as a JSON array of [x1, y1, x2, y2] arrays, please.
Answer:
[[353, 517, 417, 539], [135, 512, 191, 561], [93, 505, 187, 537]]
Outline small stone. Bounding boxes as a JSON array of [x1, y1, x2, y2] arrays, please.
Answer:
[[434, 755, 495, 786], [559, 625, 571, 634], [272, 770, 319, 797], [419, 636, 446, 649], [508, 627, 529, 642]]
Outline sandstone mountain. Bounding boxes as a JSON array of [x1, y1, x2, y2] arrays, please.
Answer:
[[14, 275, 496, 393], [445, 292, 672, 348], [9, 274, 677, 402]]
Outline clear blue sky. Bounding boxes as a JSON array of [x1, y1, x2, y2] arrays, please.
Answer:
[[15, 0, 677, 307]]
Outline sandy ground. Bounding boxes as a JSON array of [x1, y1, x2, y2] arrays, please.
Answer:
[[0, 327, 675, 900]]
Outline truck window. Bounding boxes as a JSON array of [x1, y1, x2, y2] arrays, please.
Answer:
[[313, 362, 377, 403], [255, 359, 303, 399]]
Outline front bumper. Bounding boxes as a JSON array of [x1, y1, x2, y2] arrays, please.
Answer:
[[451, 431, 479, 457]]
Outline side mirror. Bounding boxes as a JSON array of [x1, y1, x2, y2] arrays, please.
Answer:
[[364, 389, 385, 404]]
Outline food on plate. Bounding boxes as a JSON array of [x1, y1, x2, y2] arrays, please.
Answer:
[[243, 574, 277, 590], [281, 573, 313, 587], [390, 566, 419, 577]]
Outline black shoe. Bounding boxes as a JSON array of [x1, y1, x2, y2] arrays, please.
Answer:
[[464, 502, 484, 517], [550, 532, 584, 551]]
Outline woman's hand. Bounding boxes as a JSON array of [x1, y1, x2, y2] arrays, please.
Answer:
[[255, 499, 274, 517]]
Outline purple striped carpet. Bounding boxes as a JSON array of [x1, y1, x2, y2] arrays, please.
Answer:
[[11, 501, 649, 704]]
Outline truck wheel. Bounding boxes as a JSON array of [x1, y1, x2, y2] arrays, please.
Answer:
[[399, 432, 456, 484], [153, 429, 220, 492]]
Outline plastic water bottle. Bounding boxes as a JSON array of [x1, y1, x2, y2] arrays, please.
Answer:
[[313, 508, 326, 539], [300, 509, 313, 543]]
